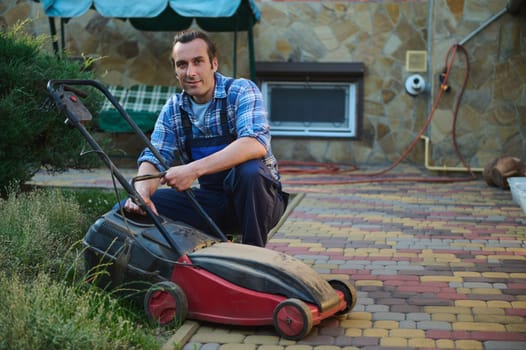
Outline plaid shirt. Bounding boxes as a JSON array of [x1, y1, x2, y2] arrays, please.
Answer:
[[138, 73, 280, 180]]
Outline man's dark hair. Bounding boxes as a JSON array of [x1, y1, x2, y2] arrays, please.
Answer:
[[172, 30, 217, 68]]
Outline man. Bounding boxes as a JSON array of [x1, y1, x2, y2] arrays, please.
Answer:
[[124, 30, 288, 247]]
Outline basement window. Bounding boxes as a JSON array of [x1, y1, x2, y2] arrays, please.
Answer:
[[256, 62, 365, 138]]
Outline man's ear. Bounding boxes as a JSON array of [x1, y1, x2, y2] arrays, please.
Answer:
[[211, 57, 218, 72]]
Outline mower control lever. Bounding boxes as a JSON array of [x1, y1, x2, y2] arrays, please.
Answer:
[[131, 172, 167, 188]]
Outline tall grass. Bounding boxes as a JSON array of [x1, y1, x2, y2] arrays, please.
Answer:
[[0, 188, 85, 279], [0, 273, 159, 349], [0, 188, 162, 349]]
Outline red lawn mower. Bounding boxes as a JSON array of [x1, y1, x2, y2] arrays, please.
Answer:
[[47, 79, 357, 340]]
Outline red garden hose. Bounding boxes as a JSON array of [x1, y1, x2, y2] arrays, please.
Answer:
[[280, 44, 478, 186]]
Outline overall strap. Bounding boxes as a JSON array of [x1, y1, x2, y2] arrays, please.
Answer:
[[181, 78, 236, 160]]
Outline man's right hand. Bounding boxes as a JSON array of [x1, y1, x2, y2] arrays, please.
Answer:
[[124, 162, 162, 216], [124, 196, 159, 216]]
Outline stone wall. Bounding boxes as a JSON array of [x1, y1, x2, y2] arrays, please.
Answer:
[[2, 0, 525, 167]]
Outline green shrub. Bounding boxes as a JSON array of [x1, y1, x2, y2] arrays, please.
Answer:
[[0, 20, 103, 196]]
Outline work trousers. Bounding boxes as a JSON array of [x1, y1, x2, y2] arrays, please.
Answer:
[[150, 159, 288, 247]]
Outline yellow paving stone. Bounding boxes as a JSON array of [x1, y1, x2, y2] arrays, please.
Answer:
[[258, 346, 284, 350], [507, 323, 526, 332], [268, 238, 301, 244], [472, 307, 505, 315], [487, 300, 512, 308], [355, 280, 383, 287], [449, 262, 476, 268], [349, 312, 372, 320], [408, 338, 436, 348], [455, 340, 483, 350], [456, 287, 471, 294], [436, 339, 456, 349], [344, 328, 362, 337], [311, 346, 341, 350], [373, 320, 399, 329], [380, 337, 407, 348], [312, 263, 339, 269], [453, 271, 481, 278], [474, 314, 524, 323], [455, 300, 487, 308], [453, 322, 506, 332], [485, 255, 525, 260], [425, 306, 472, 314], [457, 314, 474, 322], [289, 241, 321, 247], [421, 276, 463, 283], [482, 272, 510, 279], [432, 313, 457, 322], [308, 247, 327, 252], [363, 329, 388, 337], [470, 288, 502, 295], [481, 246, 505, 251], [355, 248, 380, 254], [390, 329, 426, 338], [511, 301, 526, 308], [510, 273, 526, 279], [341, 319, 372, 329]]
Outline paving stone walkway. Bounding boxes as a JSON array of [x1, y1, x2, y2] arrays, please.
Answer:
[[181, 172, 526, 350]]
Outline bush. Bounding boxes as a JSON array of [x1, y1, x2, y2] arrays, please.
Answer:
[[0, 21, 103, 196]]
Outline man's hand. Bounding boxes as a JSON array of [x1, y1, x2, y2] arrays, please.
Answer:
[[124, 162, 162, 215], [161, 164, 198, 191], [124, 195, 159, 216]]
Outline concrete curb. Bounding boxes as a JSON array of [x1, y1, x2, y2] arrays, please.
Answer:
[[161, 320, 200, 350]]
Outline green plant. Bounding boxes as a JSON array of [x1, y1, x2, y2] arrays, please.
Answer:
[[0, 188, 87, 279], [0, 188, 168, 349], [0, 20, 104, 196], [0, 272, 161, 350]]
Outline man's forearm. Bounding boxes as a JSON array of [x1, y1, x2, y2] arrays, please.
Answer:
[[135, 162, 162, 197]]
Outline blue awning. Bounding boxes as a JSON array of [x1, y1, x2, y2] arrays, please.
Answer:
[[35, 0, 260, 80], [39, 0, 260, 21]]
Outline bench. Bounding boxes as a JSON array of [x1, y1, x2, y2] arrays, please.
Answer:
[[98, 85, 179, 133]]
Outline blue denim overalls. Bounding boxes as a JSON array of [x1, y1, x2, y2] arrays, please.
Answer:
[[149, 83, 288, 246]]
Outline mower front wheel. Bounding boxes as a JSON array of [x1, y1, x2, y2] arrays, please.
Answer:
[[328, 278, 358, 315], [144, 281, 188, 327], [272, 298, 313, 340]]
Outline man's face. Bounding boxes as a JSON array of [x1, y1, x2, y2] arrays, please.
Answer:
[[172, 38, 218, 104]]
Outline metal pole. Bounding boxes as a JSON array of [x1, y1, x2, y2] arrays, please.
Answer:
[[459, 7, 507, 46]]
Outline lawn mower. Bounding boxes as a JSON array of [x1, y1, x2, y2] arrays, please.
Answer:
[[46, 79, 357, 340]]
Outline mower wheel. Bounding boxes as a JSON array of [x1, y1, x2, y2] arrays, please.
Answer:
[[272, 298, 313, 340], [144, 281, 188, 327], [328, 278, 358, 315]]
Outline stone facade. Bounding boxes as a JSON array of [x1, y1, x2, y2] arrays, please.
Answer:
[[2, 0, 525, 168]]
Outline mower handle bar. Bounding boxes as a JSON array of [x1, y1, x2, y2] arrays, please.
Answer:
[[47, 79, 229, 248]]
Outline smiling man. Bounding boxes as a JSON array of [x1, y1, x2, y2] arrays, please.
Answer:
[[124, 30, 288, 247]]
